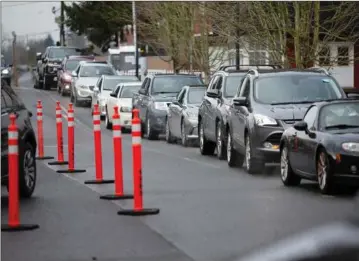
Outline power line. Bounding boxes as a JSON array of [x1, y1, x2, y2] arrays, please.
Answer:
[[1, 2, 43, 9]]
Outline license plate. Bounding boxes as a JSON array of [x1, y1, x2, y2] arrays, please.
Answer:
[[54, 77, 57, 81]]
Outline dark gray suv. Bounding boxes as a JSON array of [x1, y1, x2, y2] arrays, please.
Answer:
[[226, 68, 347, 174]]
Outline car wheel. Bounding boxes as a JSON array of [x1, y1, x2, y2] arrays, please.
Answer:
[[216, 121, 227, 160], [146, 115, 159, 140], [181, 120, 188, 147], [280, 145, 301, 186], [245, 135, 264, 174], [19, 142, 37, 198], [165, 117, 175, 144], [74, 94, 80, 107], [317, 149, 335, 194], [199, 120, 215, 155], [105, 107, 112, 130], [227, 130, 244, 167]]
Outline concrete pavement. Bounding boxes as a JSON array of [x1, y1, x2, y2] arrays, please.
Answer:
[[3, 72, 358, 261]]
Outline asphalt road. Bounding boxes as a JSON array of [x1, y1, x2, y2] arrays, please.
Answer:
[[2, 72, 358, 261]]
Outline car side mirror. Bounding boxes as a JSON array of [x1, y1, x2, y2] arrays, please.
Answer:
[[233, 97, 247, 107], [42, 57, 47, 63], [172, 98, 180, 106], [71, 71, 77, 77], [293, 121, 308, 131], [110, 93, 117, 98], [138, 89, 146, 95], [36, 53, 42, 61], [93, 86, 99, 93], [206, 89, 219, 98]]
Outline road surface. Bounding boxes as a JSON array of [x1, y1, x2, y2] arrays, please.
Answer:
[[2, 72, 358, 261]]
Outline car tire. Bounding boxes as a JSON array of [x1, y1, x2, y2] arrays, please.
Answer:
[[17, 142, 37, 198], [165, 117, 175, 144], [70, 91, 74, 103], [146, 115, 159, 140], [74, 94, 80, 107], [105, 107, 112, 130], [216, 121, 227, 160], [227, 130, 244, 167], [181, 120, 188, 147], [280, 145, 301, 186], [317, 148, 335, 195], [245, 135, 264, 174], [57, 84, 61, 94], [199, 120, 215, 155]]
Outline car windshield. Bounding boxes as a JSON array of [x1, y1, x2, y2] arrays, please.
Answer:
[[79, 65, 115, 77], [120, 85, 142, 98], [103, 78, 139, 91], [224, 75, 244, 98], [152, 76, 203, 94], [188, 88, 206, 104], [319, 102, 359, 130], [65, 60, 81, 71], [254, 75, 343, 104], [48, 48, 82, 59]]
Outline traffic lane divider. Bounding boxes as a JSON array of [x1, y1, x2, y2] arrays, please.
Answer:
[[35, 100, 54, 161]]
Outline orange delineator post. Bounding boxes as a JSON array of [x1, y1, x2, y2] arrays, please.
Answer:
[[1, 114, 39, 232], [100, 106, 133, 200], [117, 109, 159, 216], [35, 100, 54, 160], [57, 103, 86, 174], [48, 101, 68, 166], [85, 104, 114, 184]]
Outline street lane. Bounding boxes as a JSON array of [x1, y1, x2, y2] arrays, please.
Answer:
[[10, 73, 359, 261]]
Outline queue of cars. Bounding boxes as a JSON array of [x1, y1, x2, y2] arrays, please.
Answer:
[[44, 49, 358, 195]]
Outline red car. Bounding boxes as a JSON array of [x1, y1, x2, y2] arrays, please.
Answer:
[[57, 55, 94, 96]]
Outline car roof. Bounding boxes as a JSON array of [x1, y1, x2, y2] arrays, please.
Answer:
[[80, 61, 109, 67]]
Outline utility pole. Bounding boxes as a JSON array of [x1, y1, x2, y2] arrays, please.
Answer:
[[132, 1, 139, 78], [235, 2, 240, 70], [60, 1, 65, 46], [12, 31, 18, 87]]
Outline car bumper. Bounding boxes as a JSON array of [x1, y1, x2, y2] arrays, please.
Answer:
[[149, 110, 167, 133], [332, 154, 359, 186], [251, 125, 284, 163]]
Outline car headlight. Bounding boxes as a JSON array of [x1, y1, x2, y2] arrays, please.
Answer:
[[1, 69, 9, 74], [342, 142, 359, 152], [154, 102, 168, 110], [120, 106, 132, 112], [253, 114, 277, 126], [77, 85, 88, 90]]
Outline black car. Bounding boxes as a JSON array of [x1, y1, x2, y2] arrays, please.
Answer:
[[235, 219, 359, 261], [226, 68, 348, 174], [36, 46, 83, 90], [166, 84, 206, 146], [1, 82, 37, 198], [198, 65, 280, 160], [133, 74, 203, 140], [280, 100, 359, 194]]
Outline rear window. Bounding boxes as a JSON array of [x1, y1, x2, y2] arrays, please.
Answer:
[[152, 76, 203, 94], [48, 48, 82, 59], [254, 75, 343, 104], [79, 65, 115, 77]]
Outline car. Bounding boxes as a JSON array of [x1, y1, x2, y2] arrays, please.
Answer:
[[280, 99, 359, 194], [92, 75, 139, 118], [104, 82, 142, 131], [198, 65, 279, 160], [70, 61, 117, 107], [36, 46, 83, 90], [1, 82, 37, 198], [57, 55, 95, 96], [1, 54, 12, 86], [235, 218, 359, 261], [133, 73, 204, 140], [226, 68, 348, 174], [166, 84, 206, 146], [343, 87, 359, 99]]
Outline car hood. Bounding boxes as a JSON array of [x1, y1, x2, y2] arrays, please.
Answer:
[[256, 104, 312, 121], [328, 130, 359, 143], [76, 77, 99, 87], [153, 93, 178, 102]]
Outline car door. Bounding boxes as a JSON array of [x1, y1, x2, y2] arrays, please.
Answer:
[[207, 75, 223, 141], [141, 78, 151, 121], [1, 88, 10, 178], [233, 77, 251, 149], [57, 59, 65, 84], [292, 106, 319, 174], [136, 78, 148, 121], [202, 75, 220, 139], [170, 89, 186, 138]]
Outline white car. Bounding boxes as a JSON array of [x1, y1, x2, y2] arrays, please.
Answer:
[[92, 75, 139, 118], [105, 82, 142, 131]]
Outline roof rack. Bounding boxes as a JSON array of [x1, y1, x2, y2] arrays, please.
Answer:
[[305, 67, 331, 76], [218, 64, 282, 72]]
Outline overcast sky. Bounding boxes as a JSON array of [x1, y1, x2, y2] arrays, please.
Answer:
[[1, 1, 60, 44]]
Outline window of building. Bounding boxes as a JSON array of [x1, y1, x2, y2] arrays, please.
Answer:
[[337, 46, 349, 66], [318, 46, 331, 66], [248, 42, 268, 65]]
